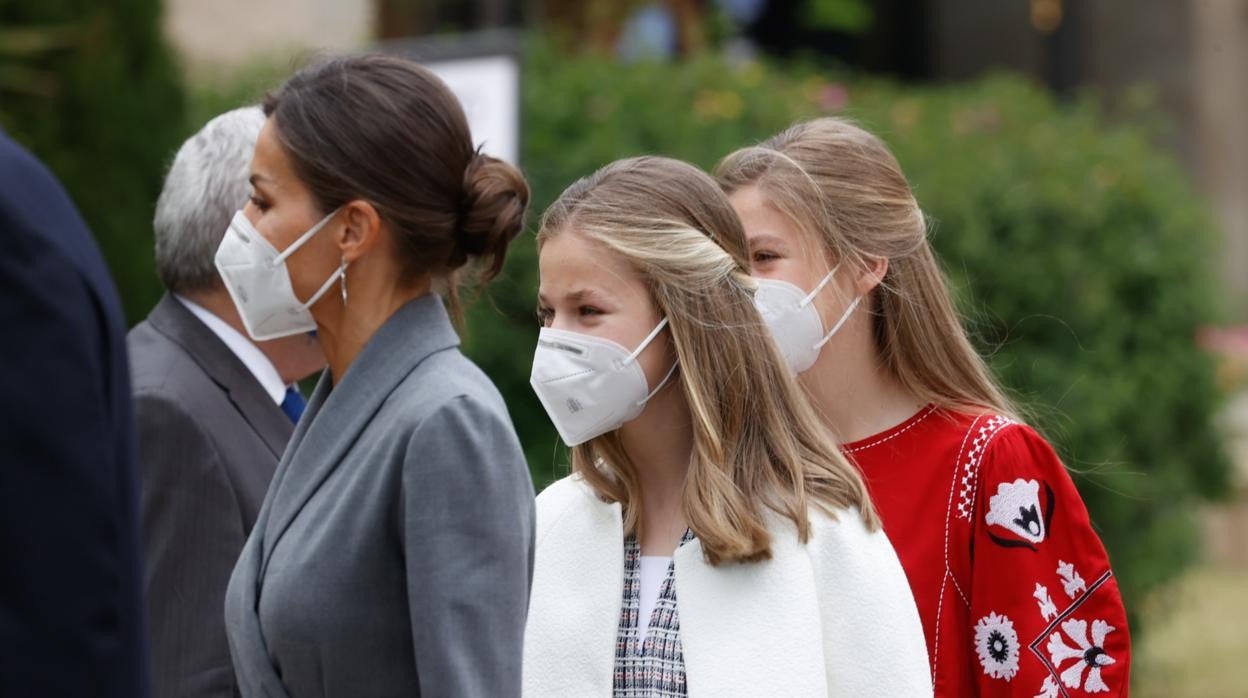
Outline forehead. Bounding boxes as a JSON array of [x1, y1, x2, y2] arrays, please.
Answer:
[[251, 118, 295, 184], [537, 229, 645, 300], [728, 186, 802, 245]]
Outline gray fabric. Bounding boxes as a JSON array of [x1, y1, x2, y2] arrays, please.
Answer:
[[129, 293, 296, 698], [225, 294, 536, 698]]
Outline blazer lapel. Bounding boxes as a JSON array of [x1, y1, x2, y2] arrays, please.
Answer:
[[258, 294, 460, 569], [676, 518, 829, 696], [524, 481, 623, 696], [147, 293, 293, 459], [225, 512, 293, 698]]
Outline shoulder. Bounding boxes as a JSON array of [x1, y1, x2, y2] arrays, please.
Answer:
[[803, 505, 897, 567], [127, 320, 201, 392], [392, 348, 511, 426], [535, 475, 606, 547], [970, 416, 1075, 504]]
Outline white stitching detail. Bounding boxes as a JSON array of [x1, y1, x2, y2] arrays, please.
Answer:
[[955, 415, 1018, 521], [842, 405, 938, 454]]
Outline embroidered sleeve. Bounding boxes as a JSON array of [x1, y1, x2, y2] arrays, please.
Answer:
[[967, 423, 1131, 697]]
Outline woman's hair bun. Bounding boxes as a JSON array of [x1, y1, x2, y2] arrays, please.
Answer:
[[457, 152, 530, 281]]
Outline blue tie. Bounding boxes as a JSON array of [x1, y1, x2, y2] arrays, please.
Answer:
[[280, 386, 306, 424]]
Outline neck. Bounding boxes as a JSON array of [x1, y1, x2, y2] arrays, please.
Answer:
[[182, 287, 308, 384], [617, 373, 693, 555], [800, 320, 925, 445], [314, 271, 429, 384]]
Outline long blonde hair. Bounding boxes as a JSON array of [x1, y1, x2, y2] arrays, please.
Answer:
[[716, 117, 1015, 418], [539, 156, 878, 565]]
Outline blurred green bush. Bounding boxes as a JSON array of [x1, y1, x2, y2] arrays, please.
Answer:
[[0, 0, 185, 322], [467, 43, 1230, 618]]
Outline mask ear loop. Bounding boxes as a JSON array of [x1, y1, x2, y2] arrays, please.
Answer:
[[622, 317, 679, 406], [813, 295, 863, 350], [638, 360, 680, 406], [297, 262, 347, 312], [271, 208, 341, 267], [799, 263, 840, 308], [623, 317, 670, 364]]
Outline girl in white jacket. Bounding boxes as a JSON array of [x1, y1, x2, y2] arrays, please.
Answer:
[[524, 155, 931, 697]]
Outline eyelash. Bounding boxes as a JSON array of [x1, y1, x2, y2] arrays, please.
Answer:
[[249, 195, 270, 212], [535, 305, 603, 326], [752, 250, 780, 262]]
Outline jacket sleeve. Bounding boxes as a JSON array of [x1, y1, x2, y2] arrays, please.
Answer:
[[0, 215, 147, 698], [968, 424, 1131, 697], [815, 511, 934, 697], [401, 394, 536, 697], [134, 392, 244, 698]]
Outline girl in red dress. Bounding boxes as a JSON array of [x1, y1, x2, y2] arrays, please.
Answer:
[[716, 118, 1131, 697]]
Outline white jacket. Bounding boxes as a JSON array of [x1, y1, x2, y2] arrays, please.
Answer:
[[523, 475, 932, 697]]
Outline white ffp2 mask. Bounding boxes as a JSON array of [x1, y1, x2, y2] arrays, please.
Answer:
[[754, 266, 862, 375], [214, 209, 344, 341], [530, 318, 678, 446]]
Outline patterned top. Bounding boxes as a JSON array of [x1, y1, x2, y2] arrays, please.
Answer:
[[845, 407, 1130, 697], [614, 530, 696, 697]]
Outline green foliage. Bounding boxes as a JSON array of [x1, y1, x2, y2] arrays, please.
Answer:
[[461, 43, 1230, 618], [0, 0, 186, 323], [802, 0, 874, 33]]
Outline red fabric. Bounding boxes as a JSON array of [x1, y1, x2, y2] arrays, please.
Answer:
[[844, 407, 1131, 697]]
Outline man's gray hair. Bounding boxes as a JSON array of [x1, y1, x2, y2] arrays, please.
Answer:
[[154, 106, 265, 293]]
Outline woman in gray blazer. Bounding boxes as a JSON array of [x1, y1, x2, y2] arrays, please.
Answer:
[[221, 54, 535, 697]]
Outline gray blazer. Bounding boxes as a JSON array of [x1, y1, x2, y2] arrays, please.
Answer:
[[129, 293, 295, 698], [225, 294, 536, 698]]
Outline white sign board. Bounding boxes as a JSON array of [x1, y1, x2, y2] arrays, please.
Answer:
[[425, 55, 520, 166]]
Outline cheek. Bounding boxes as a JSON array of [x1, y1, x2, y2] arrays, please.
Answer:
[[762, 257, 821, 292]]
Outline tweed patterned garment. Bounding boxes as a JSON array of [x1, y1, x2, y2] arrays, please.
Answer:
[[613, 530, 696, 697]]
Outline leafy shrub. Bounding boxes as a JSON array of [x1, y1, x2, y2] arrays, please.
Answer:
[[0, 0, 186, 322]]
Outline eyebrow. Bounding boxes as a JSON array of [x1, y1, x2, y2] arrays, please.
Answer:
[[249, 174, 274, 188], [747, 233, 789, 249], [537, 288, 605, 306]]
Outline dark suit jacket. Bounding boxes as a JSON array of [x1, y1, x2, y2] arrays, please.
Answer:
[[0, 131, 149, 696], [129, 293, 295, 698]]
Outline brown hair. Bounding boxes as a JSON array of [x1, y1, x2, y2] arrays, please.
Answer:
[[539, 156, 878, 566], [716, 118, 1015, 418], [263, 53, 529, 319]]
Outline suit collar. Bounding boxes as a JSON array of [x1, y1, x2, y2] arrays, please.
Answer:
[[259, 293, 460, 568], [146, 293, 293, 458]]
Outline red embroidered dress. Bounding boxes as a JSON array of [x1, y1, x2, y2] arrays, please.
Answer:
[[844, 407, 1131, 697]]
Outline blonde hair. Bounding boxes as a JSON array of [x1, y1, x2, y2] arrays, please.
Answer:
[[716, 117, 1015, 418], [539, 156, 878, 566]]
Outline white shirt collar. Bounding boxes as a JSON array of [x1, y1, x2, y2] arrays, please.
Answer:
[[175, 294, 288, 405]]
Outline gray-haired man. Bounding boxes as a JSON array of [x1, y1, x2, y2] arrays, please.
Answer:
[[127, 107, 325, 698]]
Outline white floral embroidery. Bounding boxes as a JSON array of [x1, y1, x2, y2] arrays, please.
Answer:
[[1034, 583, 1058, 621], [1057, 560, 1087, 599], [974, 612, 1021, 681], [986, 478, 1047, 544], [1035, 675, 1060, 698], [1046, 618, 1116, 693]]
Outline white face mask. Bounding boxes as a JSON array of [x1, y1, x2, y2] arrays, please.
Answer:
[[530, 318, 679, 447], [754, 265, 862, 375], [214, 209, 345, 341]]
